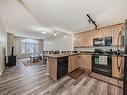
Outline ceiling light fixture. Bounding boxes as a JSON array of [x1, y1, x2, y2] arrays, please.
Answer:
[[86, 14, 98, 30], [41, 31, 47, 34], [54, 32, 57, 36], [41, 28, 49, 34], [64, 34, 67, 38]]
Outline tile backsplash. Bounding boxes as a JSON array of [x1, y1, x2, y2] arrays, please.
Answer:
[[75, 46, 124, 52]]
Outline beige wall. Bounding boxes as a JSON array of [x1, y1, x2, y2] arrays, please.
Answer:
[[15, 36, 43, 58], [7, 33, 15, 56], [43, 34, 74, 51], [0, 17, 7, 75]]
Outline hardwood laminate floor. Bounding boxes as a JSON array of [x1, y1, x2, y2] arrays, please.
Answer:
[[0, 59, 123, 95]]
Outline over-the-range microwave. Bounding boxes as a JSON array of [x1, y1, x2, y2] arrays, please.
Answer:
[[93, 36, 112, 46]]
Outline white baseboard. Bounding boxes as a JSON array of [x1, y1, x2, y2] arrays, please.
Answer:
[[0, 66, 5, 76]]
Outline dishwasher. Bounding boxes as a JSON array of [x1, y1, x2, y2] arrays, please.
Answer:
[[57, 56, 68, 79]]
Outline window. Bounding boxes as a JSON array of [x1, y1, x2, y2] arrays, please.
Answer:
[[21, 39, 39, 53]]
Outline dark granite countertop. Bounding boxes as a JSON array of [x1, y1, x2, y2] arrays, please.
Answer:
[[47, 53, 80, 58], [80, 51, 127, 57], [47, 51, 127, 58]]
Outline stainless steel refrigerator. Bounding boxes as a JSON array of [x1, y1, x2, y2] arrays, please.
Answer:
[[124, 19, 127, 95]]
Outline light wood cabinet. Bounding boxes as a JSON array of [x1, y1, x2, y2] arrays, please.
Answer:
[[68, 55, 79, 73], [48, 57, 57, 80], [112, 56, 124, 79], [74, 33, 85, 47], [93, 29, 101, 38], [79, 54, 92, 70], [74, 31, 93, 47], [112, 24, 125, 45], [101, 27, 112, 38], [74, 23, 124, 47]]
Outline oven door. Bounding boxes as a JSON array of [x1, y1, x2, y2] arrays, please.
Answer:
[[92, 54, 112, 77]]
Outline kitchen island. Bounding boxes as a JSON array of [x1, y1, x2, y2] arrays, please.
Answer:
[[47, 53, 80, 80], [47, 52, 125, 81]]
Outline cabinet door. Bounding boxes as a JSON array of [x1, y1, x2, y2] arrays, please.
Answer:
[[112, 28, 120, 45], [74, 31, 93, 47], [68, 56, 74, 72], [79, 55, 86, 68], [74, 55, 79, 70], [112, 56, 124, 79], [112, 24, 124, 45], [84, 32, 93, 46], [101, 27, 112, 38], [93, 29, 101, 38], [68, 55, 79, 73], [85, 55, 92, 69], [74, 33, 85, 47], [79, 54, 92, 70], [48, 58, 57, 80]]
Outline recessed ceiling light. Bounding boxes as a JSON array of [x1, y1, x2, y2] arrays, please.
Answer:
[[41, 31, 47, 34]]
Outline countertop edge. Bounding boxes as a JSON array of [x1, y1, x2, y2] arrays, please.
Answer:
[[47, 53, 80, 59]]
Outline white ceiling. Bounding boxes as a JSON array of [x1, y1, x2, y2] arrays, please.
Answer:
[[0, 0, 127, 39]]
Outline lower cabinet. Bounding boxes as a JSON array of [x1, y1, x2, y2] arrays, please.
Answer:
[[112, 56, 124, 79], [68, 55, 79, 73], [68, 54, 92, 73], [48, 58, 57, 80], [48, 54, 125, 80], [79, 54, 92, 70]]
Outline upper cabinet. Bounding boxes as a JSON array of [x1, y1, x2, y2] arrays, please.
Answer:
[[112, 24, 125, 46], [74, 31, 94, 47], [74, 23, 124, 47]]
